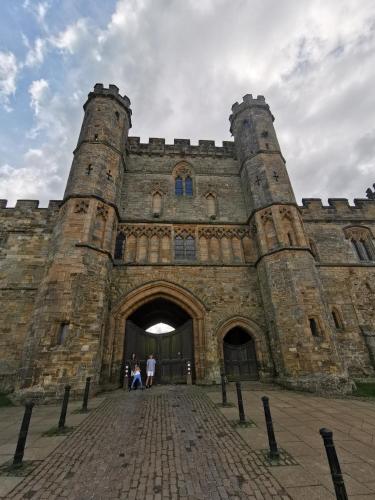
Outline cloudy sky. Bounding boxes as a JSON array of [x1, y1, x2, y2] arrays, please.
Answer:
[[1, 0, 375, 207]]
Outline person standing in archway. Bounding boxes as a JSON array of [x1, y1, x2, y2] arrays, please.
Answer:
[[146, 354, 156, 388]]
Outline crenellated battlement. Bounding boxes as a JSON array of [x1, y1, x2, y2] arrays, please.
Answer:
[[84, 83, 132, 124], [300, 197, 375, 219], [229, 94, 274, 131], [127, 137, 235, 157], [0, 199, 62, 211]]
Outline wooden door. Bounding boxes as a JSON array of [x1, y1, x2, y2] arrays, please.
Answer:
[[224, 337, 259, 381], [123, 319, 194, 384]]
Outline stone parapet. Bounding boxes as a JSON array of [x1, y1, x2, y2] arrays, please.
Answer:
[[0, 199, 62, 212], [229, 94, 274, 133], [300, 198, 375, 219], [127, 137, 235, 157], [84, 83, 132, 125]]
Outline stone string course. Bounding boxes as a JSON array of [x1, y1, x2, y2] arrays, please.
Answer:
[[0, 83, 374, 396]]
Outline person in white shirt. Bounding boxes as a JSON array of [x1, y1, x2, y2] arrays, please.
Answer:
[[146, 354, 156, 388]]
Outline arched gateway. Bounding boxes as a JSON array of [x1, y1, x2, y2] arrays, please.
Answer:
[[106, 281, 206, 385]]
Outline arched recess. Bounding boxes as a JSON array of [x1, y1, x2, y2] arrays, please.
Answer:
[[105, 281, 207, 384], [216, 316, 268, 379]]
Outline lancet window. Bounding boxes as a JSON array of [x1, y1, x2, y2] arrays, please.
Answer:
[[344, 226, 374, 262], [174, 235, 196, 261]]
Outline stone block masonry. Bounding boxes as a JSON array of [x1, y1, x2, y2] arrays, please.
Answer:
[[0, 84, 374, 396]]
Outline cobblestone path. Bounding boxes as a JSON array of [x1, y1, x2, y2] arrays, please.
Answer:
[[8, 386, 290, 499]]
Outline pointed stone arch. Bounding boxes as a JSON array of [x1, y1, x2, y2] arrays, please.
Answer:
[[106, 281, 207, 384], [216, 316, 270, 379]]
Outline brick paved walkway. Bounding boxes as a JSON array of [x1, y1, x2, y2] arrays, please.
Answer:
[[7, 386, 290, 499]]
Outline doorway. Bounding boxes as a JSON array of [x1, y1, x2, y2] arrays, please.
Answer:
[[223, 327, 259, 380], [122, 298, 194, 384]]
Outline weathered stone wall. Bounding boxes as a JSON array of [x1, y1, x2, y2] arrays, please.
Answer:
[[300, 198, 375, 376], [0, 200, 60, 391], [121, 144, 248, 223], [317, 266, 375, 376], [106, 264, 273, 384], [1, 85, 375, 397]]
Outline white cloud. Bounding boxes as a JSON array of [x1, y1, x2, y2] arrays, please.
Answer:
[[3, 0, 375, 205], [50, 19, 90, 54], [0, 51, 18, 111], [0, 145, 68, 206], [29, 78, 49, 116], [23, 1, 50, 27], [24, 37, 47, 67]]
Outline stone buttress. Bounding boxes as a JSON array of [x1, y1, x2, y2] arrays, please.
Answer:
[[230, 95, 352, 392], [20, 84, 131, 396]]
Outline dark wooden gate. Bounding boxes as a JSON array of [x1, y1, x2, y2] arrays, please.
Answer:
[[123, 319, 194, 384], [224, 337, 259, 381]]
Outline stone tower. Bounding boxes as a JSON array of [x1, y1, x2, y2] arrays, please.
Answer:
[[230, 95, 350, 391], [2, 85, 374, 399], [20, 84, 132, 395]]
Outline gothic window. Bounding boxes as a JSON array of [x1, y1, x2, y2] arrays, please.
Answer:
[[175, 236, 184, 259], [185, 176, 193, 196], [185, 236, 196, 259], [174, 235, 196, 261], [175, 177, 183, 196], [172, 161, 194, 197], [280, 209, 297, 246], [344, 226, 374, 262], [114, 232, 125, 259], [331, 308, 344, 330], [57, 323, 69, 345], [152, 192, 163, 217], [309, 317, 320, 337], [352, 240, 364, 260], [205, 193, 216, 219]]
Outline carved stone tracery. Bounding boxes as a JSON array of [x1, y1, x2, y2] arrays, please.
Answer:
[[74, 200, 89, 214], [344, 226, 373, 241]]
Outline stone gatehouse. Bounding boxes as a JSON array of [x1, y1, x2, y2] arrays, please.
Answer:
[[1, 83, 375, 397]]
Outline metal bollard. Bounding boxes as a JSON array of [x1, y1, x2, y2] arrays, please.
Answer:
[[13, 400, 34, 467], [235, 381, 246, 423], [221, 374, 227, 405], [58, 385, 71, 429], [261, 396, 279, 460], [319, 428, 348, 500], [82, 377, 91, 412], [186, 360, 192, 385], [124, 364, 129, 389]]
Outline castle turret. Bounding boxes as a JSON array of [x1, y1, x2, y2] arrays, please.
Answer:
[[20, 85, 131, 396], [65, 83, 131, 205], [230, 94, 295, 212], [231, 95, 351, 393]]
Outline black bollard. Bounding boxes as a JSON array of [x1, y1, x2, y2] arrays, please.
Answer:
[[82, 377, 91, 412], [13, 400, 34, 467], [235, 381, 246, 423], [58, 385, 71, 429], [319, 428, 348, 500], [261, 396, 279, 460], [221, 374, 227, 406]]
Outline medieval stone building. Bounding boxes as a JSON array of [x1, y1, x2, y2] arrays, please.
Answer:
[[1, 83, 374, 397]]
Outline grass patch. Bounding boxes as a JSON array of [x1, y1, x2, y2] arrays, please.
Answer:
[[0, 393, 14, 407], [354, 382, 375, 398]]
